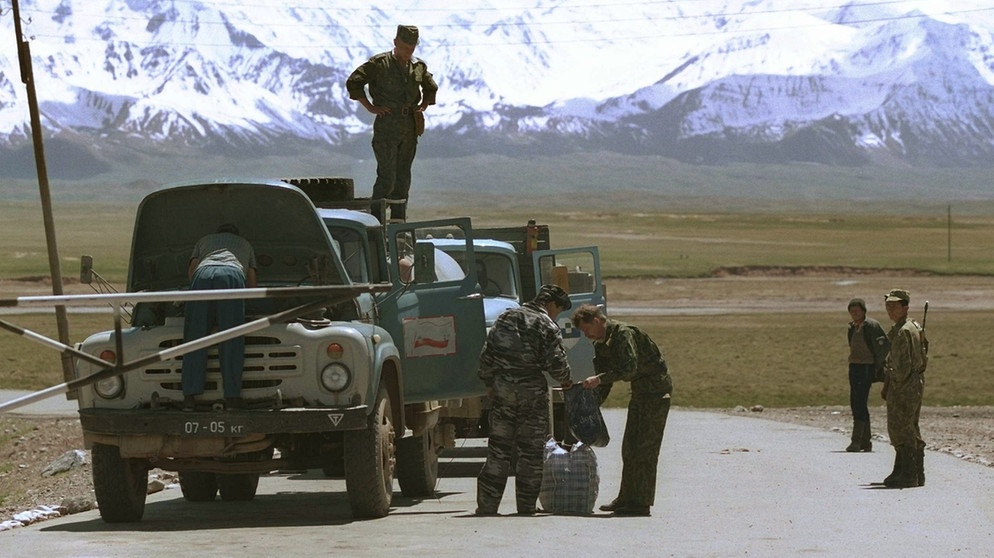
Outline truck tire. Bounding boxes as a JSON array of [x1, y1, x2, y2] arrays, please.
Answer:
[[344, 383, 395, 518], [91, 443, 149, 523], [396, 429, 439, 497], [217, 473, 261, 501], [180, 471, 218, 502]]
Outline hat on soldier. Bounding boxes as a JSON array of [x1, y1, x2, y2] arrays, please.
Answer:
[[535, 284, 571, 310], [884, 288, 910, 303], [396, 25, 419, 45], [847, 298, 866, 311]]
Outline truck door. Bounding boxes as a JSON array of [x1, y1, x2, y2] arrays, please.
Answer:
[[531, 246, 606, 382], [385, 218, 487, 403]]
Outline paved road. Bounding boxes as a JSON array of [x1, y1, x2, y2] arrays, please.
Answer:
[[1, 403, 992, 556]]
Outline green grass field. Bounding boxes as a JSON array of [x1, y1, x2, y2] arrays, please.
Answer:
[[3, 193, 994, 407]]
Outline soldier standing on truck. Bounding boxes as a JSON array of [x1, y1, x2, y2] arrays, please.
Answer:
[[476, 284, 574, 516], [181, 224, 257, 411], [346, 25, 438, 223]]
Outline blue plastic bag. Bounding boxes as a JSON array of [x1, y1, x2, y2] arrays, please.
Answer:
[[563, 386, 610, 447]]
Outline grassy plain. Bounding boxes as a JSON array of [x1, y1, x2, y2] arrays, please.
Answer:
[[3, 191, 994, 407]]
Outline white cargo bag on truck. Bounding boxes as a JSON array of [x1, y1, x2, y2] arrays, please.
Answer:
[[539, 438, 599, 515]]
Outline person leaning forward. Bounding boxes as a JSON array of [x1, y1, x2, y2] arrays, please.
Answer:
[[180, 224, 257, 412], [345, 24, 438, 223], [574, 304, 672, 517], [475, 285, 574, 516], [880, 288, 927, 489]]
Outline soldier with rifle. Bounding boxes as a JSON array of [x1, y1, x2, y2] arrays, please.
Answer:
[[880, 289, 929, 488]]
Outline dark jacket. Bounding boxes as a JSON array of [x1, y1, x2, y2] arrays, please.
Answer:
[[847, 316, 890, 374]]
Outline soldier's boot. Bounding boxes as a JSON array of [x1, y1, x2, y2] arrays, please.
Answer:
[[860, 419, 873, 452], [917, 442, 926, 487], [846, 420, 866, 452], [387, 198, 407, 223], [882, 448, 903, 485], [884, 445, 919, 488]]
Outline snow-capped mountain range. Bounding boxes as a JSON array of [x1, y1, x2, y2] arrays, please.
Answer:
[[3, 0, 994, 178]]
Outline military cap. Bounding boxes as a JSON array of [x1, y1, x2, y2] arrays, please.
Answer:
[[884, 288, 910, 303], [396, 25, 419, 45], [535, 284, 571, 310], [847, 298, 866, 311]]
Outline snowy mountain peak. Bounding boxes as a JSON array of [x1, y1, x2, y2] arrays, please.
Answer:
[[3, 0, 994, 177]]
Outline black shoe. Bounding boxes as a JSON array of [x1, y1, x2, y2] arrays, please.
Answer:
[[181, 395, 196, 412], [225, 397, 244, 410], [474, 508, 499, 516], [599, 499, 626, 512], [612, 505, 651, 517]]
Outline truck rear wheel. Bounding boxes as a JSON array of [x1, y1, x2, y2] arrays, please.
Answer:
[[180, 471, 218, 502], [92, 443, 149, 523], [217, 473, 261, 501], [397, 428, 439, 497], [344, 383, 395, 518]]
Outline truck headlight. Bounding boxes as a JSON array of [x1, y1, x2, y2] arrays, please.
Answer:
[[94, 375, 124, 399], [321, 363, 351, 392]]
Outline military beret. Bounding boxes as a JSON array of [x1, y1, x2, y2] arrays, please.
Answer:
[[535, 284, 571, 310], [884, 288, 910, 303], [396, 25, 419, 45]]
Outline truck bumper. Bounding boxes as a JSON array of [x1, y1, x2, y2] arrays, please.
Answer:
[[79, 405, 370, 437]]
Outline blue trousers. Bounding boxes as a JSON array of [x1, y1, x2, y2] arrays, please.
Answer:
[[848, 363, 874, 422], [181, 265, 246, 398]]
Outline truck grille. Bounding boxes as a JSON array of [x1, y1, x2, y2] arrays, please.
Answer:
[[142, 335, 303, 382]]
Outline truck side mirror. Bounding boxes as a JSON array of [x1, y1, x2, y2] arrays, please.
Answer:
[[412, 243, 437, 284]]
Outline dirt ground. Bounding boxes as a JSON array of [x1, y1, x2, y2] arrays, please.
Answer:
[[2, 273, 993, 524]]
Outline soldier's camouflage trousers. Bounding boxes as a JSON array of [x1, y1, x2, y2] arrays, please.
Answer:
[[371, 113, 418, 218], [476, 376, 549, 514], [887, 372, 924, 448], [617, 394, 671, 508]]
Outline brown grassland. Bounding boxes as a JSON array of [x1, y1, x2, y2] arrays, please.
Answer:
[[3, 198, 994, 407]]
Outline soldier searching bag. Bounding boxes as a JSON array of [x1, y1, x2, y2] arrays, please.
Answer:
[[539, 439, 599, 515], [563, 385, 610, 447]]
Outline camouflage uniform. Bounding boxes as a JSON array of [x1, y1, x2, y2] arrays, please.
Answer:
[[476, 300, 572, 515], [880, 287, 927, 488], [885, 316, 926, 452], [345, 36, 438, 222], [592, 320, 672, 509]]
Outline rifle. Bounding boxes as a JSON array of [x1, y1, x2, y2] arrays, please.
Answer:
[[920, 301, 929, 354]]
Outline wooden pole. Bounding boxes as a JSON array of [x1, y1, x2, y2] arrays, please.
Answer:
[[11, 0, 75, 393]]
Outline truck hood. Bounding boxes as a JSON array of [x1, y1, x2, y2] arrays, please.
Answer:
[[128, 179, 345, 292]]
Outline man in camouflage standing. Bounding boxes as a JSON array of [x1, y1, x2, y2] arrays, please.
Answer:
[[880, 288, 927, 488], [574, 304, 672, 517], [346, 25, 438, 223], [476, 285, 574, 516]]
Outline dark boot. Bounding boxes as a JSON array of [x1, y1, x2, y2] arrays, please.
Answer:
[[846, 420, 863, 452], [884, 446, 919, 488], [860, 420, 872, 452], [917, 442, 925, 486], [882, 447, 902, 485]]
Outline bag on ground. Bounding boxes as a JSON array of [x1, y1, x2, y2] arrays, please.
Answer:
[[563, 385, 610, 447], [539, 438, 599, 515]]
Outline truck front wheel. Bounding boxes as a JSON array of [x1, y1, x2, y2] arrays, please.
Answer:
[[92, 443, 149, 523], [344, 383, 395, 518], [397, 427, 439, 497]]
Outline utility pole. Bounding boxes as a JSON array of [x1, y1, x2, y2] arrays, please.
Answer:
[[10, 0, 76, 393]]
